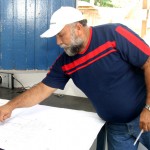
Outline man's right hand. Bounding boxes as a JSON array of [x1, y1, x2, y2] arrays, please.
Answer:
[[0, 82, 56, 122], [0, 104, 13, 122]]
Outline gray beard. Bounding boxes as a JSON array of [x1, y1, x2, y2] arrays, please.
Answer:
[[60, 28, 84, 56], [64, 43, 83, 56]]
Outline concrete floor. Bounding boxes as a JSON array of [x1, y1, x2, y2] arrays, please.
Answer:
[[0, 87, 96, 112]]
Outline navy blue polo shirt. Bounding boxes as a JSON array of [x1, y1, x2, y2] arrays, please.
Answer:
[[42, 23, 150, 123]]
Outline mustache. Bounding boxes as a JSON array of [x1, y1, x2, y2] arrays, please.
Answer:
[[59, 44, 83, 56], [59, 44, 67, 49], [60, 43, 83, 51]]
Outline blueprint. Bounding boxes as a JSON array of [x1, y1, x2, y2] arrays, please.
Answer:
[[0, 99, 105, 150]]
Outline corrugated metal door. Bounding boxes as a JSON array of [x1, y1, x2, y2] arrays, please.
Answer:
[[0, 0, 76, 70]]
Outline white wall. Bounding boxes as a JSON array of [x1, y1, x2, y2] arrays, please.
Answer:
[[0, 70, 86, 97]]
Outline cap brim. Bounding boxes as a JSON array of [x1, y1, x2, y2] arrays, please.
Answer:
[[40, 24, 65, 38], [40, 29, 56, 38]]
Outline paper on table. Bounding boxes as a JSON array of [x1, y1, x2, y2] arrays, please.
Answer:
[[0, 99, 105, 150], [0, 99, 9, 105]]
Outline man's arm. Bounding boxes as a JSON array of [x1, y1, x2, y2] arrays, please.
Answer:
[[140, 57, 150, 131], [0, 82, 56, 122]]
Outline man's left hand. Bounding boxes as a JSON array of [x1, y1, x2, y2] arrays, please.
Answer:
[[140, 108, 150, 131]]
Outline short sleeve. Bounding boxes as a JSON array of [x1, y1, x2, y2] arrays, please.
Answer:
[[115, 24, 150, 67], [42, 56, 70, 90]]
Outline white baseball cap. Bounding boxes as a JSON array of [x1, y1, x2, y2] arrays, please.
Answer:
[[40, 6, 84, 38]]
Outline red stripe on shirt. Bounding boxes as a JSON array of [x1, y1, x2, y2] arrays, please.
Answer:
[[65, 49, 117, 75], [116, 26, 150, 55], [62, 41, 116, 72]]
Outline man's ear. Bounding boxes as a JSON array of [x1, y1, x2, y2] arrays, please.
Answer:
[[75, 22, 83, 34]]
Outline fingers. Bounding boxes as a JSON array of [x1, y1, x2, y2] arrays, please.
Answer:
[[140, 122, 148, 131], [0, 115, 7, 122], [0, 106, 12, 122], [140, 109, 150, 132], [0, 112, 10, 122], [3, 113, 11, 121], [140, 122, 150, 131]]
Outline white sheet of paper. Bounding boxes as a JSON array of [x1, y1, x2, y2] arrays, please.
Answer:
[[0, 99, 105, 150]]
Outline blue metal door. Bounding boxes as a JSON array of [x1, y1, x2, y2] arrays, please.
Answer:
[[0, 0, 76, 70]]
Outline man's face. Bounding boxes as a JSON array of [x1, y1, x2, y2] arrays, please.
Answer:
[[56, 24, 84, 56]]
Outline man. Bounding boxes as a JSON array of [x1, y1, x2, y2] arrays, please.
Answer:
[[0, 6, 150, 150]]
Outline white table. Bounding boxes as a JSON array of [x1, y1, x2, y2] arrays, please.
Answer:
[[0, 99, 105, 150]]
